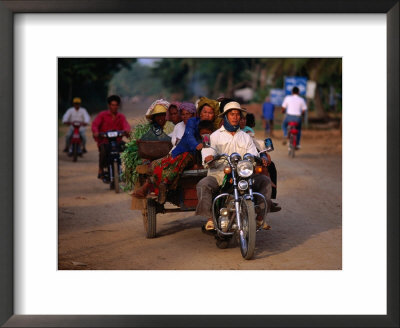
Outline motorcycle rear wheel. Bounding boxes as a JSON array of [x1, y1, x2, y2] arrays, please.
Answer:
[[238, 199, 256, 260], [113, 161, 120, 193], [288, 134, 295, 158]]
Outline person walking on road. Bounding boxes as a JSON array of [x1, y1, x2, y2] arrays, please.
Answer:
[[281, 87, 307, 149], [62, 97, 90, 153], [262, 96, 275, 137]]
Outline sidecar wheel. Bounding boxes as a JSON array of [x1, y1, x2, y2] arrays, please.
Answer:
[[143, 198, 157, 238], [239, 199, 256, 260]]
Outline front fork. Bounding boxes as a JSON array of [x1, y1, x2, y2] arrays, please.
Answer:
[[234, 188, 242, 231], [231, 178, 267, 232], [109, 156, 121, 182], [235, 176, 255, 231], [212, 177, 255, 235]]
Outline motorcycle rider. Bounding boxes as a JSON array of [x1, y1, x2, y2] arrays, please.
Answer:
[[91, 95, 131, 181], [196, 100, 280, 231], [281, 86, 307, 149], [62, 97, 90, 153]]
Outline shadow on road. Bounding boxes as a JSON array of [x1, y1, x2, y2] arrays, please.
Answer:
[[156, 214, 205, 237]]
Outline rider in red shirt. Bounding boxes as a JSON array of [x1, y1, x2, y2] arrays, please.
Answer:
[[91, 95, 131, 180]]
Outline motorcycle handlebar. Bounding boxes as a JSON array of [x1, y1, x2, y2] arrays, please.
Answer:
[[66, 121, 88, 126], [98, 130, 127, 138], [204, 153, 228, 165], [205, 153, 266, 167], [254, 155, 263, 165]]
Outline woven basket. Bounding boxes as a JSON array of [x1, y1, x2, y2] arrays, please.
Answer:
[[137, 140, 172, 160]]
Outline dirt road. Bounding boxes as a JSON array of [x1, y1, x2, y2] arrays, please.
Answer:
[[58, 109, 342, 270]]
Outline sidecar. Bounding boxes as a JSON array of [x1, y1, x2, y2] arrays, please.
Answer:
[[130, 140, 207, 238]]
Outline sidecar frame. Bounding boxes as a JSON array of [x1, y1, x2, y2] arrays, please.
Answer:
[[132, 168, 207, 238]]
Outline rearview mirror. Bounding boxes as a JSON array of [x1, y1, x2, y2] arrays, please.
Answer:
[[201, 134, 211, 147], [264, 138, 274, 152]]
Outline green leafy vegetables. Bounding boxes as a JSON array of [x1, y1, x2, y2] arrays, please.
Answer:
[[121, 119, 151, 191]]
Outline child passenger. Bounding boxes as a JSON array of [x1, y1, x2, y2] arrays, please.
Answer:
[[239, 113, 256, 137], [192, 120, 215, 169]]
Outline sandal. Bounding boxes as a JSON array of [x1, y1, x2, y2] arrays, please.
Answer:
[[205, 218, 215, 231], [256, 216, 271, 230], [132, 181, 151, 198]]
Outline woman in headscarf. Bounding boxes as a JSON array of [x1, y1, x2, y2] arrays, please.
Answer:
[[140, 99, 173, 141], [166, 102, 182, 125], [196, 96, 222, 131], [169, 102, 196, 146], [133, 98, 219, 202]]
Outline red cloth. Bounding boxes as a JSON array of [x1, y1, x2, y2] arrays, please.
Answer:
[[91, 110, 131, 145], [151, 152, 192, 195]]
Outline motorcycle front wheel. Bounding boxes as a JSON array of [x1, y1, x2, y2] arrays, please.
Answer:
[[72, 144, 78, 162], [238, 199, 256, 260], [113, 161, 120, 193]]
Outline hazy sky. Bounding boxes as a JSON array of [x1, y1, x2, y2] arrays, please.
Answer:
[[137, 58, 160, 66]]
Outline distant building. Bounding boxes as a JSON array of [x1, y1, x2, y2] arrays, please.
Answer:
[[234, 87, 254, 103]]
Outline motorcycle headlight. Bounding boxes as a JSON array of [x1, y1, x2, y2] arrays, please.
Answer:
[[237, 160, 254, 178]]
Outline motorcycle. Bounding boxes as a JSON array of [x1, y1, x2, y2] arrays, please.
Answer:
[[287, 121, 299, 158], [203, 137, 275, 260], [68, 121, 84, 162], [98, 130, 126, 193]]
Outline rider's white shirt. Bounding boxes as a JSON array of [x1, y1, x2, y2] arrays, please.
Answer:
[[62, 107, 91, 125], [202, 126, 258, 185], [281, 94, 307, 116]]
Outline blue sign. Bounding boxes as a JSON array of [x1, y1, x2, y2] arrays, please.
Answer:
[[284, 76, 308, 96], [269, 89, 286, 106]]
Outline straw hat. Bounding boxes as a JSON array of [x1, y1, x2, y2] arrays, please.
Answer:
[[145, 99, 170, 120], [218, 101, 247, 117]]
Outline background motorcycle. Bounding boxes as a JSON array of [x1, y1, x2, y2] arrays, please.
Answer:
[[287, 121, 299, 158], [98, 130, 126, 193], [68, 121, 84, 162], [204, 138, 274, 260]]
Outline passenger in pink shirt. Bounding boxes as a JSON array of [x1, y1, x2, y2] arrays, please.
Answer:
[[91, 95, 131, 179]]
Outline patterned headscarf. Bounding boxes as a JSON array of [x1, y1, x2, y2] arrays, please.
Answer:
[[179, 102, 197, 114], [166, 102, 181, 121], [145, 99, 170, 120], [196, 96, 222, 130]]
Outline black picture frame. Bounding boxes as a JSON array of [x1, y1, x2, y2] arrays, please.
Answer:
[[1, 1, 398, 327]]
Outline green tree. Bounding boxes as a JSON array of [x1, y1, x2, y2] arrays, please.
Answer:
[[258, 58, 341, 118], [152, 58, 253, 99], [109, 62, 163, 97], [107, 58, 342, 119], [58, 58, 135, 116], [151, 58, 190, 97]]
